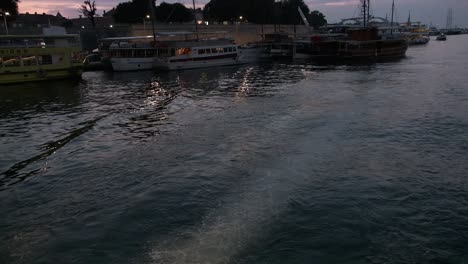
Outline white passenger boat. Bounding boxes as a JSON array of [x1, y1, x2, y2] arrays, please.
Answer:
[[106, 32, 266, 72], [152, 38, 240, 71], [107, 36, 156, 72]]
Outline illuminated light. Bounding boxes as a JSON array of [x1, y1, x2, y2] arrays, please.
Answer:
[[146, 15, 150, 19], [109, 25, 113, 28], [197, 20, 203, 25], [5, 12, 10, 16]]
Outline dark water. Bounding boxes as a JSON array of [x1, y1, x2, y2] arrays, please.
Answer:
[[1, 35, 468, 264]]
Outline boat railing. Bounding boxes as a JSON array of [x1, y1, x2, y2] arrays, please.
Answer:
[[0, 43, 81, 49]]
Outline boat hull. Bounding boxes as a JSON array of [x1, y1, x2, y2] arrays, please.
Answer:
[[154, 55, 240, 71], [0, 66, 82, 85], [110, 58, 155, 72]]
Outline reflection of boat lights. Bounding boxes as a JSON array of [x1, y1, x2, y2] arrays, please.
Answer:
[[236, 67, 254, 96], [151, 81, 160, 88]]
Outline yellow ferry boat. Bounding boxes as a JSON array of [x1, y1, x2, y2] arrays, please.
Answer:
[[0, 34, 83, 84]]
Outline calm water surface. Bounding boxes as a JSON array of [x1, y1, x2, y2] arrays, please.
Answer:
[[1, 36, 468, 264]]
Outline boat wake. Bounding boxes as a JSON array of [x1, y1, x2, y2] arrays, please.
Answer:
[[0, 115, 107, 191]]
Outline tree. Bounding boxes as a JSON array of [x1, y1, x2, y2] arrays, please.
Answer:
[[114, 0, 193, 24], [155, 2, 193, 23], [202, 0, 325, 26], [0, 0, 19, 17], [79, 0, 97, 28], [308, 10, 327, 29], [114, 0, 154, 24]]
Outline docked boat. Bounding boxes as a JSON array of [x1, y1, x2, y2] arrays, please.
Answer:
[[152, 38, 241, 71], [106, 32, 265, 72], [107, 36, 157, 72], [400, 21, 430, 45], [335, 0, 407, 61], [436, 34, 447, 41], [0, 34, 83, 84], [337, 29, 408, 60], [295, 0, 407, 62], [294, 34, 345, 60]]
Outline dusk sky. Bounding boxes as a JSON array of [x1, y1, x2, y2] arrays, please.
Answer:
[[19, 0, 468, 27]]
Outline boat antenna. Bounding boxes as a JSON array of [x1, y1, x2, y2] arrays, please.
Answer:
[[362, 0, 368, 27], [390, 0, 395, 35], [149, 0, 157, 41], [193, 0, 199, 41]]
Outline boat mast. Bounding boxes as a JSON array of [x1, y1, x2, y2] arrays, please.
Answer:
[[362, 0, 367, 27], [193, 0, 199, 41], [390, 0, 395, 35], [149, 0, 157, 41], [367, 0, 371, 25]]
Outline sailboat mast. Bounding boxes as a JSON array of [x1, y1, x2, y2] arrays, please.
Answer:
[[149, 0, 157, 41], [362, 0, 367, 27], [367, 0, 371, 25], [390, 0, 395, 35], [193, 0, 199, 40]]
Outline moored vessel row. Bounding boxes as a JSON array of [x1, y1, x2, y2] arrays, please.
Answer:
[[1, 0, 458, 84]]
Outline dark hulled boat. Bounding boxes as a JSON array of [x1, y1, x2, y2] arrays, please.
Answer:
[[337, 27, 408, 61], [298, 0, 408, 62]]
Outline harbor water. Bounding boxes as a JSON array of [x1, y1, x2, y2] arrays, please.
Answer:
[[1, 35, 468, 263]]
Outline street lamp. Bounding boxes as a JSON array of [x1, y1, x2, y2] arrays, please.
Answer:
[[2, 11, 9, 35], [144, 15, 150, 30]]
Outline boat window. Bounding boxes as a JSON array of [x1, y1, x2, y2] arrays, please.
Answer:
[[217, 48, 224, 53], [135, 50, 145, 58], [211, 48, 218, 54], [224, 47, 229, 52], [233, 47, 237, 52], [171, 48, 176, 57], [199, 49, 205, 55], [158, 48, 168, 56], [228, 47, 232, 52], [22, 56, 37, 66], [3, 56, 21, 67], [176, 48, 191, 56], [38, 55, 53, 65], [206, 49, 211, 54], [146, 50, 155, 57]]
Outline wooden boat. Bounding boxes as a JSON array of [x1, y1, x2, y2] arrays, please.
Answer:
[[294, 0, 407, 62]]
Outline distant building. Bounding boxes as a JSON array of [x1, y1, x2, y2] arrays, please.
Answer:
[[11, 12, 68, 29], [103, 8, 116, 18]]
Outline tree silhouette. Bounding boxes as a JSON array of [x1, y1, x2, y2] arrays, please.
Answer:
[[309, 10, 327, 29], [156, 2, 193, 23], [114, 0, 193, 24], [0, 0, 19, 17], [203, 0, 327, 26], [79, 0, 98, 28]]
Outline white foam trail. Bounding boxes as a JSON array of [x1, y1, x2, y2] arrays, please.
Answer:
[[149, 170, 292, 264]]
